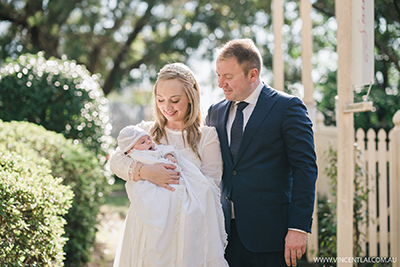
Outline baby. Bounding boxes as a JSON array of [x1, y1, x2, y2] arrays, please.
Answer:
[[115, 125, 227, 266], [118, 124, 178, 164]]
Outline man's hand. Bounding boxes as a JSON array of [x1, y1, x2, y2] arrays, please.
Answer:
[[140, 163, 180, 191], [284, 229, 307, 267]]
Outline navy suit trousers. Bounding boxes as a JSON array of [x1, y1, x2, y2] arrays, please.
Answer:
[[225, 220, 288, 267]]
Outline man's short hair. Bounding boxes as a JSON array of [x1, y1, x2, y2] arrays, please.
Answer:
[[217, 38, 262, 76]]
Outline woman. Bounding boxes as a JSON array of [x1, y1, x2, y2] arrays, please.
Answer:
[[110, 63, 228, 267]]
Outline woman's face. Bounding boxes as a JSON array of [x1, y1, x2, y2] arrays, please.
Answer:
[[156, 79, 189, 129]]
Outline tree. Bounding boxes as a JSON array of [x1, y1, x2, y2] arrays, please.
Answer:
[[0, 0, 273, 95], [1, 0, 398, 130], [312, 0, 400, 132]]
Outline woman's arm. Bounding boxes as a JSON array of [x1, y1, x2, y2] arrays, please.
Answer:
[[109, 143, 180, 191], [109, 147, 136, 181], [199, 127, 223, 186]]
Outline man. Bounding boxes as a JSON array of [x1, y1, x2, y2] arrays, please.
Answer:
[[206, 38, 317, 267]]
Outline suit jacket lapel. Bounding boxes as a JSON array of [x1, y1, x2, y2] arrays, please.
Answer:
[[234, 85, 277, 166], [219, 100, 234, 167]]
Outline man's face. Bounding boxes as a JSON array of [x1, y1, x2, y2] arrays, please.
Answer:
[[216, 57, 254, 102]]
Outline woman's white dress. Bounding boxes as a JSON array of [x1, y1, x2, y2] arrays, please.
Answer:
[[110, 121, 228, 267]]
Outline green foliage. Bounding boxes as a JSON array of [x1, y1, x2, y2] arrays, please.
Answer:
[[318, 145, 369, 261], [0, 120, 110, 266], [317, 72, 400, 133], [318, 148, 338, 259], [354, 86, 400, 133], [0, 52, 113, 162], [315, 71, 338, 127], [312, 0, 400, 131], [0, 150, 73, 266], [317, 196, 337, 259], [0, 0, 273, 95], [0, 0, 398, 112]]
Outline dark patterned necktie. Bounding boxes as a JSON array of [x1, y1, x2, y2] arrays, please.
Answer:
[[230, 101, 249, 161]]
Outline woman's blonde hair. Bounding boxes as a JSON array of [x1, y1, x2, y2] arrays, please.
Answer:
[[151, 63, 202, 159]]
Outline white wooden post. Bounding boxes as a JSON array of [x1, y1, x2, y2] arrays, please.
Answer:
[[300, 0, 314, 107], [389, 110, 400, 267], [272, 0, 284, 91], [336, 0, 355, 265], [300, 0, 318, 260]]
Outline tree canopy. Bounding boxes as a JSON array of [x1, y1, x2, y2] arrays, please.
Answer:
[[312, 0, 400, 132], [0, 0, 274, 95], [1, 0, 399, 130]]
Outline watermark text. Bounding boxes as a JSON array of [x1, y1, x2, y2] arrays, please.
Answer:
[[313, 256, 397, 264]]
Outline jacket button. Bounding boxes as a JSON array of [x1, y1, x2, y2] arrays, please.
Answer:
[[232, 171, 237, 175]]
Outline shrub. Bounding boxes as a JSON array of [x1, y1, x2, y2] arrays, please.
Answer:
[[0, 120, 110, 266], [0, 52, 113, 163], [0, 149, 73, 266]]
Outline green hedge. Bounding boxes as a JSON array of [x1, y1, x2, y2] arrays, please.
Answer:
[[0, 150, 73, 266], [0, 120, 110, 266], [0, 52, 113, 162]]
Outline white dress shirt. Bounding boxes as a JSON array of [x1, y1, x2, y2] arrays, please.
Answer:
[[226, 82, 263, 145]]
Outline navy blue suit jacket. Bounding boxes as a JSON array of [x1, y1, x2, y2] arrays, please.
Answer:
[[205, 84, 317, 253]]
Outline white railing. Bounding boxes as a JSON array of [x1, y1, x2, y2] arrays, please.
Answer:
[[308, 110, 400, 267]]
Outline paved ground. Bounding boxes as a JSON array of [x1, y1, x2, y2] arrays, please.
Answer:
[[85, 189, 320, 267], [86, 191, 128, 267]]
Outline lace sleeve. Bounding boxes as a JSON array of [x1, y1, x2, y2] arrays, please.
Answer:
[[199, 126, 223, 186], [109, 147, 137, 181]]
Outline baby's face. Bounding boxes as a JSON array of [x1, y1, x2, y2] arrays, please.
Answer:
[[133, 135, 155, 151]]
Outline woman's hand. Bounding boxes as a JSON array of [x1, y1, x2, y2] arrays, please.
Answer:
[[140, 163, 180, 191]]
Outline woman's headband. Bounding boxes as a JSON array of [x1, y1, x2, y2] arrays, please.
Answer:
[[164, 63, 195, 85]]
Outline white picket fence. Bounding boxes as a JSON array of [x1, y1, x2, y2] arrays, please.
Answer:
[[308, 110, 400, 266]]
